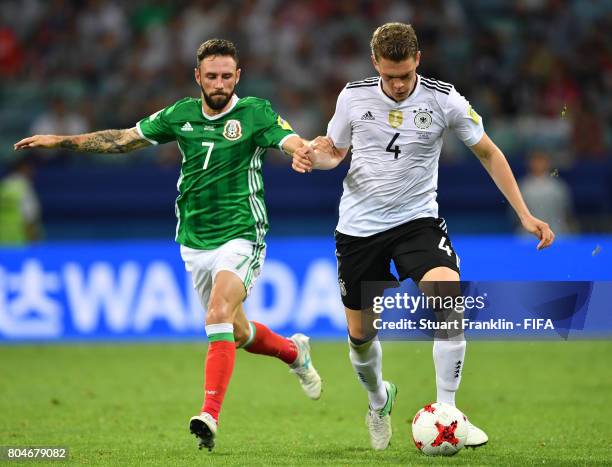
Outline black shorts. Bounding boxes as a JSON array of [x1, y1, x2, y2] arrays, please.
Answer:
[[335, 217, 460, 310]]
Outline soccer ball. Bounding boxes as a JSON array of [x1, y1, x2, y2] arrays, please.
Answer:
[[411, 402, 468, 456]]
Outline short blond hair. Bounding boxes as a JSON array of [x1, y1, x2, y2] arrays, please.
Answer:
[[371, 23, 419, 61]]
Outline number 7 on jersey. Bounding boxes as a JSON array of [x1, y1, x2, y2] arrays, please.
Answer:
[[202, 142, 214, 170]]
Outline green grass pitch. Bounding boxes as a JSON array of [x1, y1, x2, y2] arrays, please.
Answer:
[[1, 341, 611, 465]]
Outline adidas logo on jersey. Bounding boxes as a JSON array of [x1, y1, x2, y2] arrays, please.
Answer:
[[361, 111, 375, 121], [181, 122, 193, 132]]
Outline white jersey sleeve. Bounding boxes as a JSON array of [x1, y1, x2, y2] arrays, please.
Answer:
[[444, 87, 484, 147], [326, 88, 352, 148]]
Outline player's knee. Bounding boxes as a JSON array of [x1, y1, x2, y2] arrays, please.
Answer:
[[206, 299, 233, 324], [419, 266, 460, 284], [346, 307, 378, 343]]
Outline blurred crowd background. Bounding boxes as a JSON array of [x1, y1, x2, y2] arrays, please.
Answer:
[[0, 0, 611, 241]]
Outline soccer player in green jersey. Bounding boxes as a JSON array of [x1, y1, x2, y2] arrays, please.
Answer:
[[15, 39, 322, 452]]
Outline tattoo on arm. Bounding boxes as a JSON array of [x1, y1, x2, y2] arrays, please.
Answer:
[[58, 128, 151, 153]]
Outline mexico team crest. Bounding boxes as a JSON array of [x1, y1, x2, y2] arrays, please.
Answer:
[[223, 119, 242, 141], [388, 110, 403, 128]]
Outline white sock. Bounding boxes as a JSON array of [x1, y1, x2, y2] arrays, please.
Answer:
[[349, 337, 387, 410], [433, 339, 466, 407]]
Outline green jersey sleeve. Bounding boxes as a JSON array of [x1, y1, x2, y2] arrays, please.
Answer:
[[253, 100, 297, 150], [136, 106, 176, 145]]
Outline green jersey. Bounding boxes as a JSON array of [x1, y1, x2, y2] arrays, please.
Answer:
[[137, 95, 296, 250]]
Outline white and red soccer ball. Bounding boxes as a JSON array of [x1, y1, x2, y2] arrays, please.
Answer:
[[411, 402, 468, 456]]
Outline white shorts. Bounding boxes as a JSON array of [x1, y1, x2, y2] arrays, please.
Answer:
[[180, 239, 266, 311]]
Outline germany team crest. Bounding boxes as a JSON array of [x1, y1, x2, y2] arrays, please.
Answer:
[[413, 108, 434, 129], [223, 119, 242, 141], [388, 110, 403, 128]]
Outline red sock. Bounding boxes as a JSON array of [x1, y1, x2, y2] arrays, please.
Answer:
[[201, 331, 236, 423], [244, 321, 298, 364]]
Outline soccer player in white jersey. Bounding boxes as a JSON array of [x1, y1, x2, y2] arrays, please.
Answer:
[[292, 23, 555, 450]]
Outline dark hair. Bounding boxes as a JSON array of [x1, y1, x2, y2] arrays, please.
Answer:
[[371, 23, 419, 61], [196, 39, 239, 66]]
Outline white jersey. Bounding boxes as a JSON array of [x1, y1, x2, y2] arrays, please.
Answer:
[[327, 75, 484, 237]]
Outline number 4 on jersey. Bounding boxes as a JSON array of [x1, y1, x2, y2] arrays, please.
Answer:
[[438, 236, 461, 268], [386, 132, 401, 159], [438, 237, 452, 256]]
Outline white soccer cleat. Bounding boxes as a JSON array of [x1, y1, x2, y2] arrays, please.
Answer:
[[365, 381, 397, 450], [464, 418, 488, 447], [189, 412, 217, 451], [289, 333, 322, 400]]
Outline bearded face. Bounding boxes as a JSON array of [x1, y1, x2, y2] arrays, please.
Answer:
[[195, 56, 240, 112]]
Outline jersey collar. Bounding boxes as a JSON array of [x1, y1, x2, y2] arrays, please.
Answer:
[[201, 94, 239, 120], [377, 75, 420, 105]]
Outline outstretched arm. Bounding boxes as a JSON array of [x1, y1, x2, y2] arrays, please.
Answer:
[[470, 132, 555, 250], [292, 136, 348, 173], [14, 128, 151, 154]]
